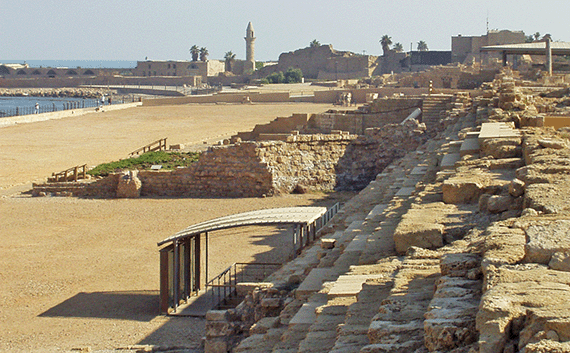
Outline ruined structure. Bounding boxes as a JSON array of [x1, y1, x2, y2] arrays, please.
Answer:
[[200, 70, 570, 353]]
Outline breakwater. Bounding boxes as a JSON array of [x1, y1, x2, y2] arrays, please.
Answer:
[[0, 87, 116, 98]]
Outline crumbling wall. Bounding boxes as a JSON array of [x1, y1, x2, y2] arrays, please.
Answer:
[[259, 134, 356, 193], [138, 143, 274, 198], [307, 98, 422, 135], [36, 121, 427, 198]]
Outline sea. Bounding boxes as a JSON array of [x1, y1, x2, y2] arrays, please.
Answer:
[[0, 60, 137, 115], [0, 59, 137, 69]]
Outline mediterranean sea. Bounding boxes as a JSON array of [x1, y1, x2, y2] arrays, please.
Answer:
[[0, 60, 137, 69], [0, 97, 100, 117]]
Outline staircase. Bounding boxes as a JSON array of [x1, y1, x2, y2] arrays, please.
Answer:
[[421, 94, 453, 135], [230, 93, 485, 353]]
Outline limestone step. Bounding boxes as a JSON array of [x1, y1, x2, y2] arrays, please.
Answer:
[[460, 137, 480, 156], [440, 153, 461, 170], [297, 302, 350, 353], [478, 121, 521, 140], [367, 258, 441, 350], [364, 204, 388, 221], [327, 274, 385, 298], [289, 298, 327, 326], [295, 268, 332, 299]]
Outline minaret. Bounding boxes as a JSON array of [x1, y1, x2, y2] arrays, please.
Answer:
[[245, 22, 256, 72]]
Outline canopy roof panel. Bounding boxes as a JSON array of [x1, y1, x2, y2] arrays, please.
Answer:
[[481, 42, 570, 55], [158, 207, 328, 246]]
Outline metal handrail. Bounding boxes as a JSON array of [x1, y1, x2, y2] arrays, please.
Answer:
[[206, 262, 282, 309], [204, 203, 340, 309]]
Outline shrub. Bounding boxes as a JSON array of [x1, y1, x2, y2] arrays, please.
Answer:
[[87, 151, 201, 177], [284, 67, 303, 83], [264, 67, 303, 84]]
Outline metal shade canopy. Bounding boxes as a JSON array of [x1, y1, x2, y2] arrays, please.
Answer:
[[480, 42, 570, 56], [158, 206, 329, 246]]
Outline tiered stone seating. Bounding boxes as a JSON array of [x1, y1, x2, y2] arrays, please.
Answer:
[[231, 93, 483, 353]]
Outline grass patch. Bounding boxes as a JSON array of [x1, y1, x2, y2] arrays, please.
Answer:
[[87, 151, 201, 177]]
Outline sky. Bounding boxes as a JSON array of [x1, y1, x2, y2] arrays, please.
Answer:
[[2, 0, 570, 62]]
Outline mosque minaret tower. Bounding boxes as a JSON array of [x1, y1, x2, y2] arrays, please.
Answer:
[[245, 22, 256, 72]]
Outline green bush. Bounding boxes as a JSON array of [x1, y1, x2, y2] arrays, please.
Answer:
[[264, 67, 303, 84], [266, 71, 285, 83], [87, 151, 201, 177], [284, 67, 303, 83]]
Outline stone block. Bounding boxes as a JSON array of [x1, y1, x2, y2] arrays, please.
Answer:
[[204, 338, 229, 353], [206, 321, 231, 337], [440, 253, 480, 277], [206, 310, 229, 322], [320, 238, 336, 249], [368, 320, 424, 343], [424, 318, 477, 351], [538, 138, 567, 149], [487, 195, 513, 213], [460, 138, 480, 156], [525, 182, 570, 214], [295, 268, 331, 299], [261, 298, 281, 308], [443, 179, 484, 204], [249, 316, 280, 335], [440, 153, 461, 170], [525, 220, 570, 264], [394, 222, 444, 254], [236, 282, 273, 297], [116, 170, 142, 198], [509, 178, 525, 197], [482, 225, 526, 267], [549, 251, 570, 272]]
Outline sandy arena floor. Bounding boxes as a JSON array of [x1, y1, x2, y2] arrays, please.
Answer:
[[0, 102, 352, 352]]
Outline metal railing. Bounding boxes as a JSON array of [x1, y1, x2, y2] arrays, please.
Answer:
[[206, 262, 282, 309], [0, 96, 141, 118]]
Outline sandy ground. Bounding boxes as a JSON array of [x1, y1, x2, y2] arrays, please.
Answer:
[[0, 102, 352, 352]]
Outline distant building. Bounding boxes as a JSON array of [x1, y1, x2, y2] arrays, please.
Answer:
[[131, 60, 224, 83], [452, 30, 526, 64]]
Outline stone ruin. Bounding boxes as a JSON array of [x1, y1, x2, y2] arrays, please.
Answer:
[[202, 70, 570, 353], [33, 93, 458, 198]]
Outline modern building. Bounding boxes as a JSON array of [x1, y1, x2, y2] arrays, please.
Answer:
[[452, 30, 526, 64]]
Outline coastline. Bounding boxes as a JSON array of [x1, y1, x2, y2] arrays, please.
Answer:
[[0, 101, 143, 128], [0, 87, 116, 98]]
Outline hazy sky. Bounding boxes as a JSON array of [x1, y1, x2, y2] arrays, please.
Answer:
[[2, 0, 569, 62]]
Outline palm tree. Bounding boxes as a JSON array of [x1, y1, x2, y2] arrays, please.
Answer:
[[190, 45, 199, 62], [380, 35, 392, 55], [417, 40, 429, 51], [224, 50, 236, 72], [310, 39, 321, 48], [393, 42, 404, 53], [199, 47, 209, 62]]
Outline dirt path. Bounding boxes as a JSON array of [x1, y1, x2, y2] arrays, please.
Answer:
[[0, 102, 352, 352]]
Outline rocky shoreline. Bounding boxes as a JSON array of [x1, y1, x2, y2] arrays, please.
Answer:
[[0, 87, 117, 98]]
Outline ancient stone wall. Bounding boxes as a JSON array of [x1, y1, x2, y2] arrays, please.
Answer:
[[259, 134, 356, 193], [37, 121, 427, 198], [307, 98, 422, 135], [137, 143, 274, 198]]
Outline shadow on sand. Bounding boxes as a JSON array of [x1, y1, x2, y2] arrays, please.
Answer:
[[39, 290, 159, 322]]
